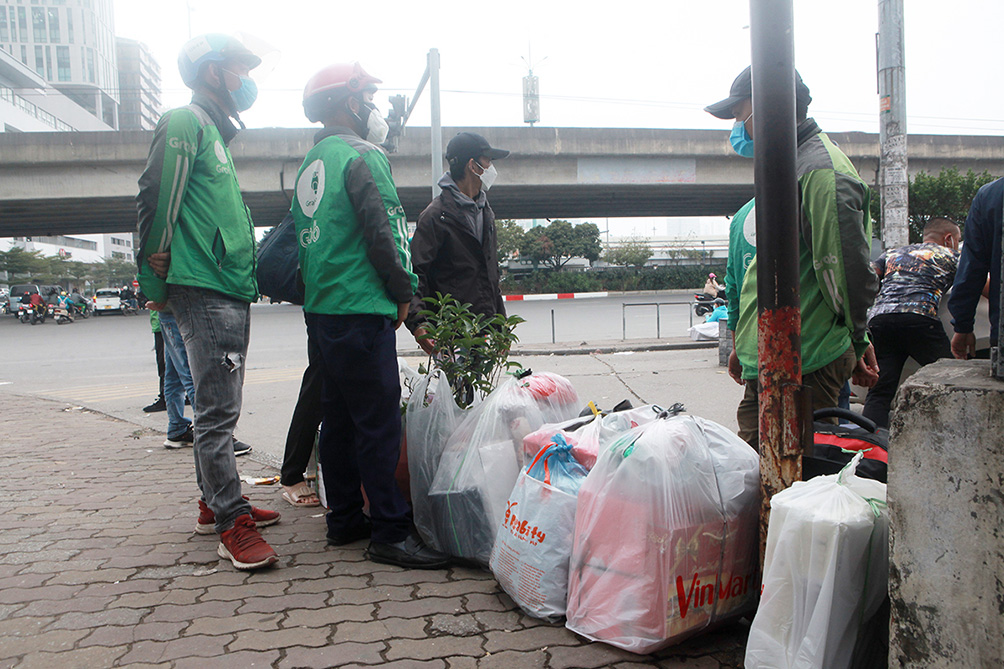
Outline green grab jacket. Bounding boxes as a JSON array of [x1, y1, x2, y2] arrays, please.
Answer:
[[734, 119, 879, 380], [291, 127, 417, 318], [135, 94, 257, 304]]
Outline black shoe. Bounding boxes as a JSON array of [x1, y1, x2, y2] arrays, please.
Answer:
[[164, 423, 194, 449], [233, 437, 252, 457], [366, 534, 451, 569], [326, 520, 372, 547], [143, 396, 167, 413], [184, 396, 191, 406]]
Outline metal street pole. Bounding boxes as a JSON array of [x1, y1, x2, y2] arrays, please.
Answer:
[[750, 0, 806, 566], [878, 0, 908, 249], [429, 48, 443, 201]]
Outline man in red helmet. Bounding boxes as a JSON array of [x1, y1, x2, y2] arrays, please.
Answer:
[[135, 34, 279, 571], [292, 63, 449, 569]]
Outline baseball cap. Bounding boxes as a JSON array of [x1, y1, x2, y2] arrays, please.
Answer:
[[704, 65, 812, 119], [446, 132, 510, 167]]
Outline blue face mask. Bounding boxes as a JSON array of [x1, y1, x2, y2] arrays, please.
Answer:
[[729, 116, 754, 158], [229, 75, 258, 112]]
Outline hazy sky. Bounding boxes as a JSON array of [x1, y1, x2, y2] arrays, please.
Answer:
[[111, 0, 1004, 239], [113, 0, 1004, 136]]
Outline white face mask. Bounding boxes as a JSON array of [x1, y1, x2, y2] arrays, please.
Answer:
[[474, 161, 498, 192], [365, 109, 389, 145]]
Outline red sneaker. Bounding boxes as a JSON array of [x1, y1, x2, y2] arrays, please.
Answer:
[[196, 497, 280, 535], [218, 514, 278, 570]]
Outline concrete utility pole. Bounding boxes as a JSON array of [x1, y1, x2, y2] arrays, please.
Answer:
[[749, 0, 807, 566], [878, 0, 908, 249], [429, 48, 443, 201]]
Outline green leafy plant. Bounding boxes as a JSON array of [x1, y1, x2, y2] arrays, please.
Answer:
[[416, 293, 524, 409]]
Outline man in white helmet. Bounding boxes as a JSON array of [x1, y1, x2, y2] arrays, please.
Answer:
[[136, 34, 279, 571]]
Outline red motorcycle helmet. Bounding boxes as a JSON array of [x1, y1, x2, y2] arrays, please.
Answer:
[[302, 62, 382, 123]]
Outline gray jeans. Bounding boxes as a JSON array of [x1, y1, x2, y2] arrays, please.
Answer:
[[168, 285, 252, 532]]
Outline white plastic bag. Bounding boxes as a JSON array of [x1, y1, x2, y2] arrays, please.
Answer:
[[744, 454, 888, 669], [427, 372, 580, 564], [490, 436, 589, 621], [406, 369, 464, 551], [565, 412, 760, 654]]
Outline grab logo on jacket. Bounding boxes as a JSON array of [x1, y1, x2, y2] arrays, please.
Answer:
[[297, 159, 325, 218], [213, 140, 231, 175]]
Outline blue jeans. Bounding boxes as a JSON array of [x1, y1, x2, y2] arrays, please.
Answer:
[[160, 312, 195, 439], [168, 285, 251, 533]]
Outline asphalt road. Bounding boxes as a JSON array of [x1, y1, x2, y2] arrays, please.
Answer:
[[0, 293, 741, 468]]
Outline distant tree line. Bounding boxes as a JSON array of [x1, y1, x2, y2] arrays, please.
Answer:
[[0, 247, 136, 291]]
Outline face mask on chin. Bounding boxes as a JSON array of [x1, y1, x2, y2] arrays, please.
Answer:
[[473, 161, 498, 192], [729, 113, 754, 158]]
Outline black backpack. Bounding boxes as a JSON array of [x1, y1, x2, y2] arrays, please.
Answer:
[[256, 213, 305, 305], [804, 408, 889, 483]]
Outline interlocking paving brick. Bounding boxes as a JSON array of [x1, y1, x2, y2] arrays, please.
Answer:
[[118, 634, 236, 664], [174, 650, 281, 669], [547, 643, 651, 669], [13, 646, 127, 669], [479, 650, 549, 669], [0, 629, 89, 661], [331, 618, 428, 643], [429, 613, 482, 637], [237, 593, 329, 614], [229, 626, 331, 651], [384, 636, 486, 662], [279, 642, 386, 668], [341, 661, 446, 669], [185, 612, 284, 636], [377, 596, 466, 620], [282, 604, 375, 629], [483, 626, 582, 653], [143, 600, 240, 623], [114, 588, 202, 608], [200, 582, 288, 601], [79, 622, 188, 647], [45, 606, 151, 630]]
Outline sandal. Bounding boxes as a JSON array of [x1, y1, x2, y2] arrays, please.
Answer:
[[281, 482, 320, 507]]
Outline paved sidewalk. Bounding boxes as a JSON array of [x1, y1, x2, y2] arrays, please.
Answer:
[[0, 394, 748, 669]]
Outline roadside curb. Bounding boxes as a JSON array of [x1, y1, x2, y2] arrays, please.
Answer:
[[396, 339, 717, 358]]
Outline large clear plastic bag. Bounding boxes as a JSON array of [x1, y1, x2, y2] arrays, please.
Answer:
[[490, 435, 590, 621], [565, 412, 760, 654], [521, 405, 663, 470], [406, 369, 464, 551], [426, 372, 580, 564], [744, 454, 888, 669]]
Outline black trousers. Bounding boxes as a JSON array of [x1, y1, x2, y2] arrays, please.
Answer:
[[280, 315, 324, 487], [862, 313, 952, 428], [305, 312, 411, 545], [154, 331, 165, 400]]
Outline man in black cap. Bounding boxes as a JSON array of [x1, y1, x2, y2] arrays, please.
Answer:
[[705, 66, 880, 449], [406, 132, 510, 353]]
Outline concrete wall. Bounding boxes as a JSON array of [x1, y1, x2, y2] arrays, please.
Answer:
[[888, 359, 1004, 667]]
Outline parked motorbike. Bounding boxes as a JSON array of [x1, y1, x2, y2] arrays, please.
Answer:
[[693, 294, 726, 318]]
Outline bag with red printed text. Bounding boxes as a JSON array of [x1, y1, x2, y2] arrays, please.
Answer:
[[489, 434, 589, 621], [565, 407, 760, 654]]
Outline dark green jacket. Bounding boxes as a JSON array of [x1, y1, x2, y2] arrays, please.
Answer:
[[136, 94, 257, 303]]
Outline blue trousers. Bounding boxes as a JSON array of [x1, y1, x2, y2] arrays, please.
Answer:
[[160, 311, 195, 439], [305, 312, 411, 544]]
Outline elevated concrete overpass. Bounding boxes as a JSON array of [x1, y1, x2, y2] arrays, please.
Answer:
[[2, 127, 1003, 236]]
